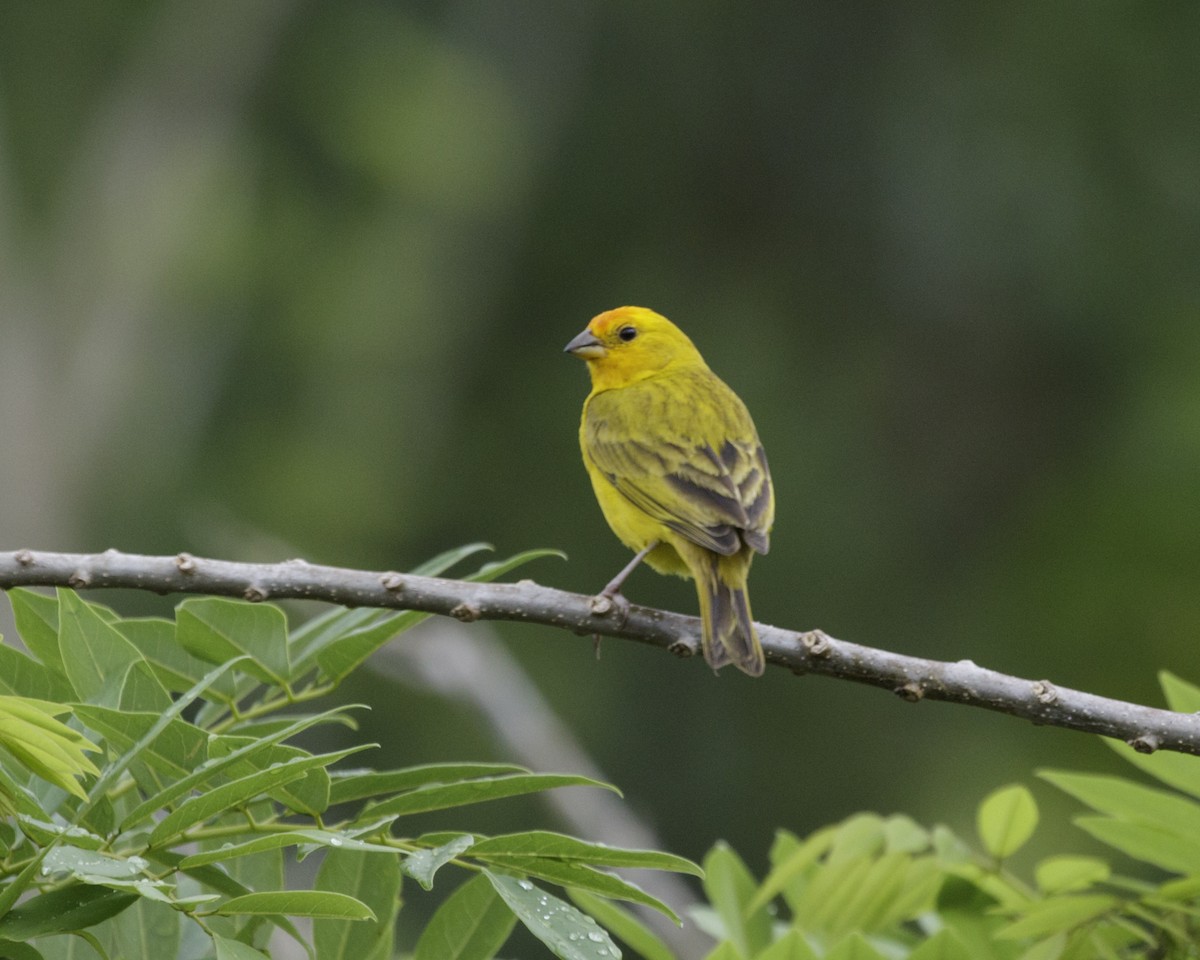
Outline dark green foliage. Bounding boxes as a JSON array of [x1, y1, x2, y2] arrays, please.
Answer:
[[0, 549, 697, 959]]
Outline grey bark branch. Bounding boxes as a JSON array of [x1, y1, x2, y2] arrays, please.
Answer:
[[1, 548, 1195, 756]]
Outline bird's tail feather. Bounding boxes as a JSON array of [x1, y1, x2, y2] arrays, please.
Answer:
[[696, 559, 765, 677]]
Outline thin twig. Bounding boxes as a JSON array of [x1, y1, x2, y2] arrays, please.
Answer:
[[1, 549, 1196, 756]]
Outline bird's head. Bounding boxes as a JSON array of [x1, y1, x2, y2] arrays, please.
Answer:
[[564, 306, 704, 389]]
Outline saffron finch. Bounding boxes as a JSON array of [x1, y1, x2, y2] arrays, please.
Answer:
[[564, 306, 774, 676]]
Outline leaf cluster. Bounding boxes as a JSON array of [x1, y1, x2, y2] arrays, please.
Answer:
[[607, 672, 1200, 960], [0, 546, 698, 960]]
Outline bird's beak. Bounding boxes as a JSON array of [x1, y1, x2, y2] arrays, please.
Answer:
[[563, 328, 605, 359]]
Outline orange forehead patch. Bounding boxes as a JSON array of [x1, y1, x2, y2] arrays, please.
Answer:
[[589, 306, 655, 337]]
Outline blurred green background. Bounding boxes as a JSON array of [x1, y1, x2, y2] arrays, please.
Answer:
[[3, 0, 1199, 950]]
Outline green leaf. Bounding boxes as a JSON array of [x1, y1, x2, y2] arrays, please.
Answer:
[[567, 889, 677, 960], [74, 707, 208, 804], [207, 736, 339, 817], [411, 542, 495, 576], [0, 886, 136, 940], [58, 589, 145, 704], [111, 897, 182, 960], [362, 773, 618, 819], [824, 933, 889, 960], [827, 813, 887, 864], [213, 936, 271, 959], [149, 746, 371, 846], [76, 657, 248, 824], [1034, 856, 1111, 894], [402, 834, 475, 890], [0, 644, 74, 701], [314, 849, 401, 960], [8, 588, 65, 676], [1072, 816, 1200, 873], [0, 940, 45, 960], [701, 943, 740, 960], [0, 697, 100, 800], [1158, 671, 1200, 713], [702, 841, 771, 958], [906, 929, 973, 960], [749, 827, 837, 915], [329, 762, 528, 805], [117, 704, 357, 830], [1039, 770, 1200, 839], [883, 814, 931, 853], [479, 856, 680, 923], [315, 610, 424, 683], [118, 617, 236, 698], [978, 785, 1038, 859], [180, 829, 396, 868], [995, 895, 1116, 940], [42, 846, 159, 886], [468, 831, 702, 876], [118, 659, 172, 712], [1107, 740, 1200, 803], [486, 871, 621, 960], [177, 597, 290, 685], [466, 548, 566, 582], [215, 891, 376, 921], [414, 874, 516, 960], [0, 848, 52, 919]]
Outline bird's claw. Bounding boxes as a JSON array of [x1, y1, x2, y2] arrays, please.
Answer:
[[590, 590, 631, 626]]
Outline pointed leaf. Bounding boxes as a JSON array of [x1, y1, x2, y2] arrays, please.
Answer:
[[329, 763, 528, 805], [0, 886, 136, 940], [7, 588, 65, 676], [0, 644, 73, 701], [214, 891, 375, 920], [180, 830, 396, 868], [824, 933, 889, 960], [756, 930, 820, 960], [76, 657, 247, 824], [907, 929, 973, 960], [749, 827, 837, 915], [977, 785, 1038, 859], [1159, 671, 1200, 713], [1034, 856, 1111, 894], [118, 617, 236, 698], [362, 773, 618, 819], [213, 936, 271, 960], [995, 895, 1116, 940], [58, 589, 144, 703], [177, 597, 290, 685], [314, 848, 401, 960], [411, 543, 494, 576], [567, 889, 677, 960], [1040, 770, 1200, 838], [402, 834, 475, 890], [480, 855, 680, 922], [702, 841, 771, 958], [414, 874, 515, 960], [118, 705, 357, 830], [468, 831, 701, 876], [486, 871, 621, 960], [316, 611, 425, 683], [149, 746, 370, 846], [1073, 816, 1200, 873], [466, 548, 566, 582]]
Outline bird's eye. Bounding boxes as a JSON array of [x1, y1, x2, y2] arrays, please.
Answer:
[[618, 326, 637, 342]]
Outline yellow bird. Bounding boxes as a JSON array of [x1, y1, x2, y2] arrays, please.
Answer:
[[565, 306, 774, 676]]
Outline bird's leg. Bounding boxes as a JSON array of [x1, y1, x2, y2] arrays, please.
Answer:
[[601, 541, 658, 600], [590, 540, 658, 633]]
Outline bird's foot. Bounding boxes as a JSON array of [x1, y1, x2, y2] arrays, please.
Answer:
[[589, 588, 631, 625]]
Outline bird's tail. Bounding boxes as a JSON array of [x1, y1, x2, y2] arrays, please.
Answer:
[[695, 555, 765, 677]]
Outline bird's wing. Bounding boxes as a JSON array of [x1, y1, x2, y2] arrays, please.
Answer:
[[584, 373, 773, 556]]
